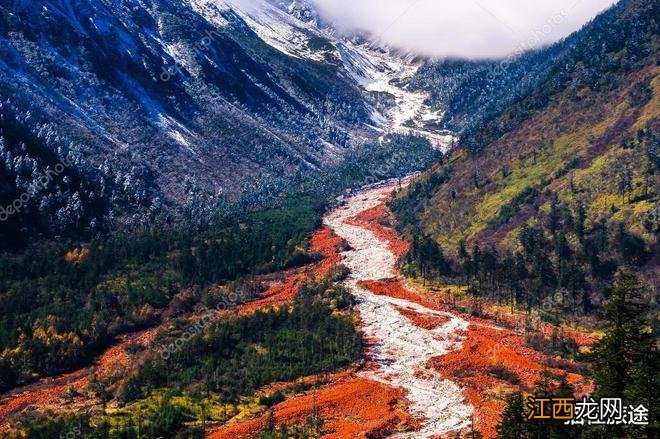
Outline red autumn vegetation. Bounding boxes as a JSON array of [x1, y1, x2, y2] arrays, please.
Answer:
[[392, 304, 451, 330], [0, 327, 158, 431], [310, 227, 345, 276], [238, 227, 344, 312], [0, 228, 344, 431], [209, 374, 414, 439], [209, 226, 419, 438], [345, 204, 410, 257], [0, 196, 597, 439], [359, 278, 593, 438]]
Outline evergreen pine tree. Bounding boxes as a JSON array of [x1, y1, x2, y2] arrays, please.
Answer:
[[591, 272, 658, 438], [496, 391, 528, 439]]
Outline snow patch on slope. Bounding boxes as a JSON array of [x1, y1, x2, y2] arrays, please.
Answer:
[[158, 114, 198, 155], [187, 0, 231, 28], [205, 0, 339, 62], [190, 0, 457, 150], [338, 42, 456, 151]]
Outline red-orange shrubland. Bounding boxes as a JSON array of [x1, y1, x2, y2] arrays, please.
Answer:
[[310, 227, 345, 276], [0, 327, 158, 430], [208, 375, 415, 439], [345, 204, 410, 257], [392, 304, 451, 330], [238, 227, 343, 312], [1, 195, 597, 439], [354, 209, 593, 439]]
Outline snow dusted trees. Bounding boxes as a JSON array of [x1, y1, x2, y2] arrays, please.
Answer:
[[0, 101, 163, 245]]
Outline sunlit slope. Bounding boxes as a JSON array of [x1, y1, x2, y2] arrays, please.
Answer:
[[393, 0, 658, 257]]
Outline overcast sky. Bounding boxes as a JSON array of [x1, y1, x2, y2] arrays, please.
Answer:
[[311, 0, 618, 59]]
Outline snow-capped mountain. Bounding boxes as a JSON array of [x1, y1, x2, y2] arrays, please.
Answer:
[[219, 0, 454, 146], [0, 0, 447, 243], [194, 0, 338, 62]]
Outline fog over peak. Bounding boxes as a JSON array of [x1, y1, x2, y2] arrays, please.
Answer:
[[310, 0, 618, 59]]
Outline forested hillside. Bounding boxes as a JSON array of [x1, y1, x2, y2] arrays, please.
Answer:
[[410, 49, 561, 134], [2, 272, 361, 438], [392, 3, 659, 436], [0, 196, 324, 392], [391, 0, 658, 318], [410, 0, 655, 140]]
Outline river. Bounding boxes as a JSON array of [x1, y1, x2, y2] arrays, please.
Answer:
[[324, 181, 473, 437]]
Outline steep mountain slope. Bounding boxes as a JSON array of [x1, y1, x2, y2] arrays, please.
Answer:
[[410, 48, 565, 135], [392, 0, 658, 307], [0, 0, 445, 246], [225, 0, 453, 147], [0, 0, 347, 239], [410, 2, 647, 139]]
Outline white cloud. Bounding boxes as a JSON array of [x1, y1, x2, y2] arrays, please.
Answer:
[[311, 0, 618, 59]]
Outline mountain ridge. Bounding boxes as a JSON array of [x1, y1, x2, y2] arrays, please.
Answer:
[[390, 0, 658, 316], [0, 0, 443, 246]]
